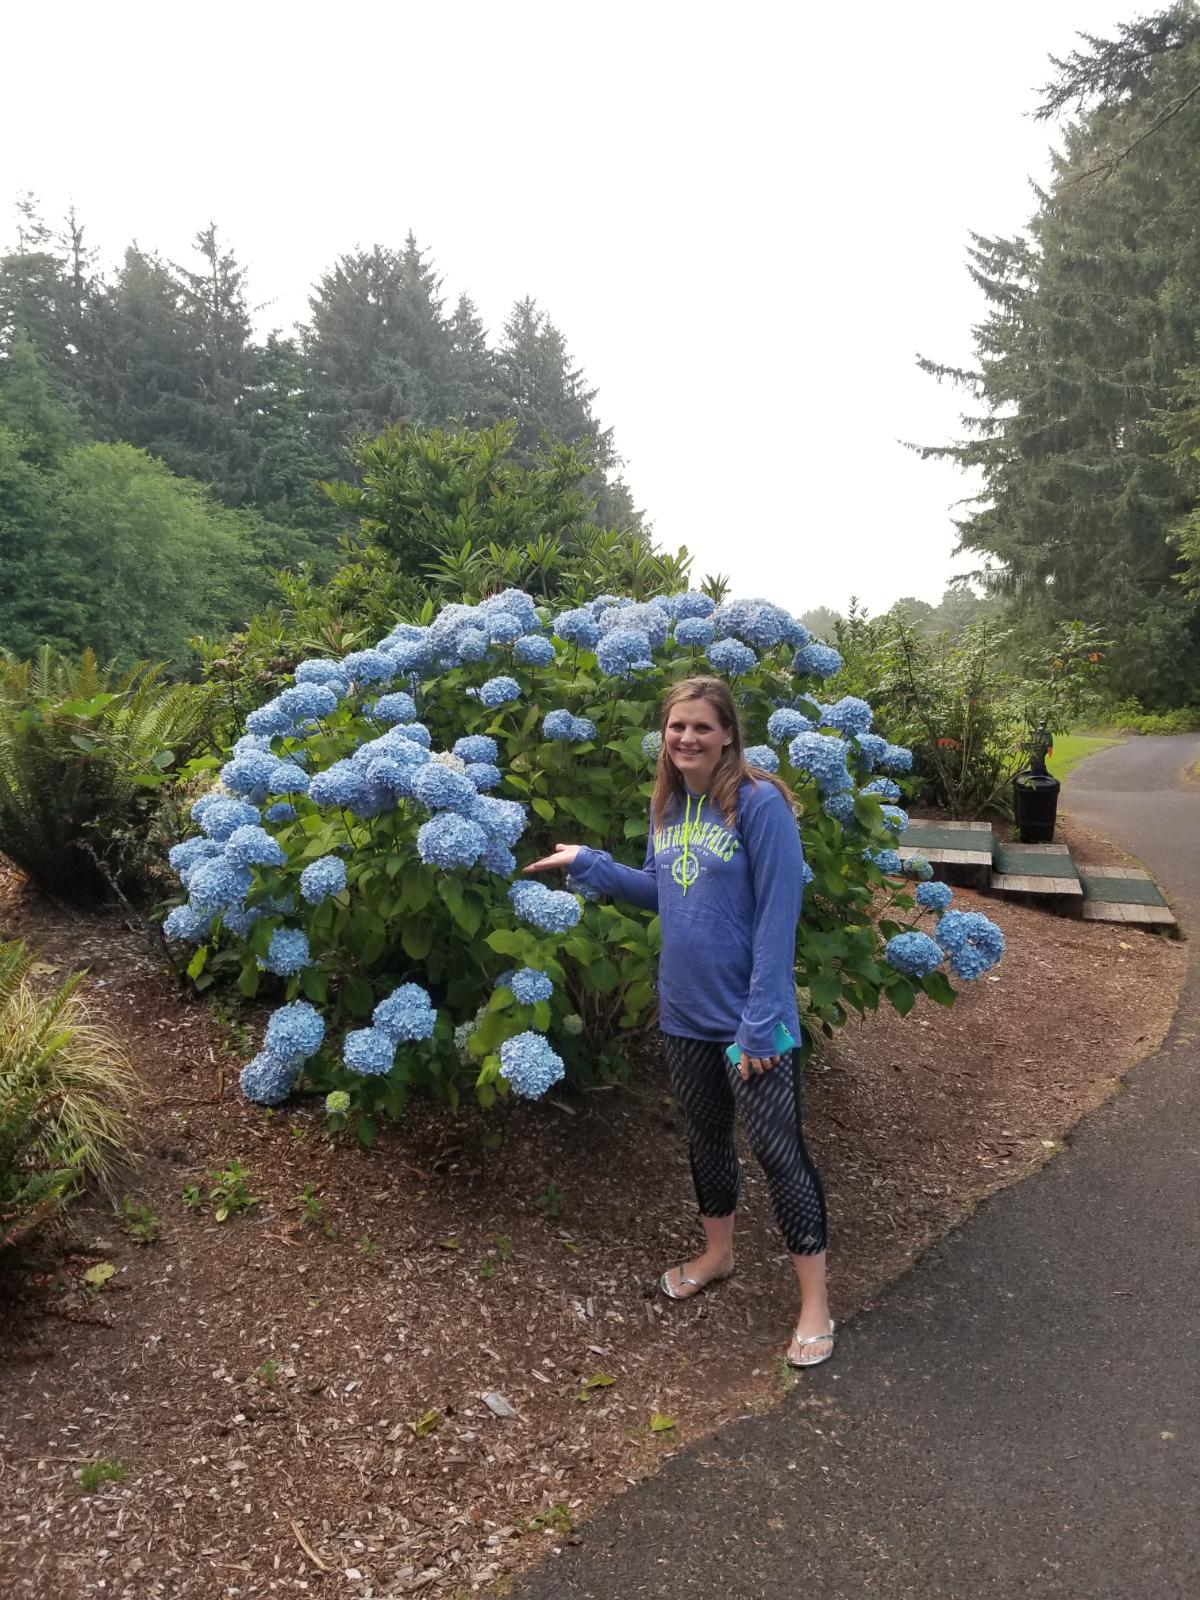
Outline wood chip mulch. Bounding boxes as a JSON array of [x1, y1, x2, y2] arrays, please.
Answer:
[[0, 826, 1186, 1599]]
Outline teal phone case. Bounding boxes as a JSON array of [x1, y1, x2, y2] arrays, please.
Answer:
[[726, 1022, 797, 1066]]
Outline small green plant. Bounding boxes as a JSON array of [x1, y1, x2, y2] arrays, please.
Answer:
[[493, 1233, 511, 1262], [117, 1195, 161, 1245], [534, 1183, 562, 1220], [478, 1258, 495, 1282], [253, 1357, 280, 1388], [295, 1183, 323, 1227], [185, 1161, 260, 1223], [78, 1458, 125, 1493], [357, 1233, 381, 1261], [527, 1502, 573, 1536]]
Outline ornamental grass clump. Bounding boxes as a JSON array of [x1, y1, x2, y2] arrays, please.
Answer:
[[162, 587, 1006, 1137]]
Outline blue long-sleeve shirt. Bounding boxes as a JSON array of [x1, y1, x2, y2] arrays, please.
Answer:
[[569, 778, 804, 1057]]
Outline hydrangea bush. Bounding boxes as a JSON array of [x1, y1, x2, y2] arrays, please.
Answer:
[[164, 589, 1005, 1137]]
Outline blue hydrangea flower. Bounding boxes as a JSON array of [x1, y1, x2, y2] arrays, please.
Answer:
[[904, 855, 934, 881], [246, 699, 295, 737], [787, 732, 853, 794], [168, 836, 223, 878], [792, 642, 843, 679], [543, 708, 580, 741], [261, 927, 312, 976], [472, 796, 528, 847], [598, 600, 670, 649], [340, 649, 396, 684], [220, 749, 277, 798], [363, 757, 416, 799], [820, 696, 873, 736], [878, 743, 914, 775], [767, 708, 813, 743], [343, 1026, 396, 1076], [221, 905, 262, 938], [707, 638, 757, 676], [674, 616, 714, 648], [744, 744, 780, 772], [374, 983, 436, 1042], [453, 734, 499, 765], [782, 617, 811, 648], [499, 1031, 566, 1099], [710, 598, 791, 650], [308, 760, 377, 813], [163, 904, 211, 943], [465, 762, 501, 791], [382, 635, 434, 674], [480, 588, 540, 633], [510, 967, 554, 1005], [822, 793, 857, 825], [596, 629, 653, 677], [481, 837, 517, 875], [802, 859, 815, 888], [863, 777, 901, 801], [552, 607, 601, 649], [456, 628, 490, 664], [642, 731, 663, 759], [514, 634, 555, 667], [855, 733, 888, 769], [368, 691, 418, 724], [916, 880, 953, 911], [412, 764, 480, 816], [881, 806, 909, 834], [935, 910, 1005, 980], [188, 858, 253, 914], [277, 683, 338, 721], [225, 824, 286, 868], [232, 733, 273, 757], [393, 722, 432, 749], [239, 1050, 300, 1107], [570, 715, 596, 741], [485, 610, 523, 645], [268, 760, 309, 794], [508, 880, 582, 933], [884, 931, 944, 978], [417, 812, 488, 869], [264, 1000, 326, 1064], [865, 848, 903, 875], [300, 854, 348, 905], [663, 590, 715, 620], [295, 658, 351, 690], [195, 796, 261, 842], [479, 675, 520, 709]]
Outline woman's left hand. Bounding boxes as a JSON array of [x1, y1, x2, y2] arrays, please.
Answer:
[[740, 1053, 779, 1081]]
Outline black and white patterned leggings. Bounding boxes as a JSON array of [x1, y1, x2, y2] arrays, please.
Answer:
[[662, 1033, 828, 1256]]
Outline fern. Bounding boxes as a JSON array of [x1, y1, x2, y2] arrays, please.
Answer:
[[0, 649, 214, 901]]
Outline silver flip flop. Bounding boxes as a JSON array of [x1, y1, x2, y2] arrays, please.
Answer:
[[787, 1319, 836, 1368], [659, 1264, 735, 1301]]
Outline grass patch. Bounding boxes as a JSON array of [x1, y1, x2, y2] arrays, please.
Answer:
[[1047, 734, 1121, 784]]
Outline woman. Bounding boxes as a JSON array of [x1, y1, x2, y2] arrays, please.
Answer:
[[524, 675, 833, 1369]]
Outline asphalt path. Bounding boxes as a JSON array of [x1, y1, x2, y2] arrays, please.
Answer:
[[515, 735, 1200, 1600]]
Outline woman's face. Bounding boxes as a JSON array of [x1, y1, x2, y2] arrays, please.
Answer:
[[664, 697, 733, 791]]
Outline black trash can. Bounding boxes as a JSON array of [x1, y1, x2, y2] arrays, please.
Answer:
[[1013, 770, 1060, 843]]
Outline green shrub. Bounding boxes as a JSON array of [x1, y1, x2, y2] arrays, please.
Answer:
[[0, 647, 215, 900], [1097, 699, 1200, 735], [832, 610, 1108, 816], [0, 940, 137, 1254]]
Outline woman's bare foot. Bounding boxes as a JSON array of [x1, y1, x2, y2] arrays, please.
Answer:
[[659, 1248, 735, 1300]]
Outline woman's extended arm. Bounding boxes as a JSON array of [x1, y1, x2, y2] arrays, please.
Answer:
[[736, 789, 804, 1060], [524, 833, 659, 912]]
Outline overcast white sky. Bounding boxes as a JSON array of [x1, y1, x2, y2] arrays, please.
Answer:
[[3, 1, 1129, 616]]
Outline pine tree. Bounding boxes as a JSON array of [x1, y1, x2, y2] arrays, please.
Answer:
[[918, 7, 1200, 705]]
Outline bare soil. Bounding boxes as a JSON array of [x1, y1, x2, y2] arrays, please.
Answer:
[[0, 842, 1186, 1600]]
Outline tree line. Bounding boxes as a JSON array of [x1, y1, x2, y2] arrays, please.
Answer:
[[0, 204, 643, 665]]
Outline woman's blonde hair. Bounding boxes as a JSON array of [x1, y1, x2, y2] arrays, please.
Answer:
[[650, 676, 796, 828]]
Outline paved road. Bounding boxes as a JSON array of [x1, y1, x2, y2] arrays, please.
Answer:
[[516, 736, 1200, 1600]]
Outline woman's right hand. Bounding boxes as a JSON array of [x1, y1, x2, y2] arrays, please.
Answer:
[[523, 843, 582, 875]]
